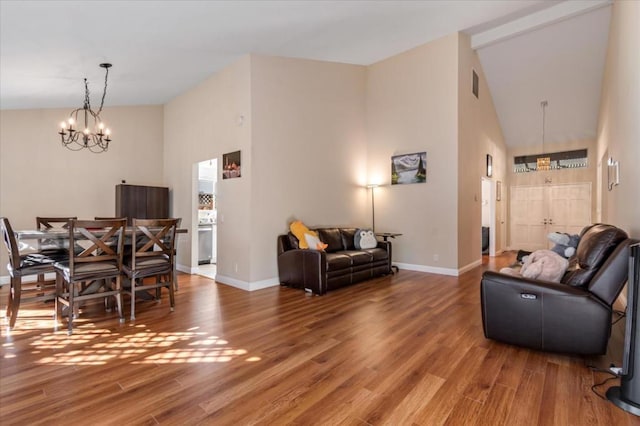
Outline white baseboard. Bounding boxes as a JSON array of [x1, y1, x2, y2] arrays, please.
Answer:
[[176, 264, 198, 274], [394, 259, 482, 277], [215, 275, 280, 292], [459, 259, 482, 275], [394, 263, 459, 276]]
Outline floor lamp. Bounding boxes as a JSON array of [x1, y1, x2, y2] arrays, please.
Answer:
[[366, 184, 379, 232]]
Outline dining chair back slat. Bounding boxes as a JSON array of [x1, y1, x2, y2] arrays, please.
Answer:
[[55, 219, 127, 334]]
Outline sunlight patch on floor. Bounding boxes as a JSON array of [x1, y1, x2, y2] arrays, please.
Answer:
[[26, 327, 254, 366]]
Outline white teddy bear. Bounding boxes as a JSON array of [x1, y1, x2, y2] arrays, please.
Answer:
[[501, 249, 569, 283]]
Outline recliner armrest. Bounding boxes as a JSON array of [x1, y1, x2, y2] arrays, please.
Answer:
[[481, 270, 611, 354], [481, 271, 589, 297]]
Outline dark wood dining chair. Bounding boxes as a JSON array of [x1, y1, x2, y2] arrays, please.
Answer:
[[1, 217, 62, 328], [122, 218, 179, 320], [54, 219, 126, 335], [35, 216, 76, 281], [36, 216, 76, 230]]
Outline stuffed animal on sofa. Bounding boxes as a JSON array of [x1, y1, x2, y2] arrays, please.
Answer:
[[354, 229, 377, 249], [500, 249, 569, 282], [548, 232, 580, 258], [289, 220, 328, 251]]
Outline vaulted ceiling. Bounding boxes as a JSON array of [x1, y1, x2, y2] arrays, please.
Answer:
[[0, 0, 612, 148]]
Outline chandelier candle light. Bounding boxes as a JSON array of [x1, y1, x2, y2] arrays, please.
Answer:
[[58, 63, 113, 153]]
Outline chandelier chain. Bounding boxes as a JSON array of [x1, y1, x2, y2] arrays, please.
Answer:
[[58, 63, 113, 153], [97, 65, 109, 116]]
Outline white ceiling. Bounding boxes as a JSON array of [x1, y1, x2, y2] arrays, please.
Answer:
[[0, 0, 612, 148]]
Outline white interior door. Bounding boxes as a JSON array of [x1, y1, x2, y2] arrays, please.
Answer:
[[547, 183, 592, 237], [510, 183, 591, 251], [510, 185, 547, 251]]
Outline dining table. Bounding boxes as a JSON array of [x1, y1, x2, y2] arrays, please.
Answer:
[[14, 226, 188, 294], [15, 227, 187, 242]]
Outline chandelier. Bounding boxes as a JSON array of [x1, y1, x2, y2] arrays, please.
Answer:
[[58, 63, 113, 153], [536, 100, 551, 171]]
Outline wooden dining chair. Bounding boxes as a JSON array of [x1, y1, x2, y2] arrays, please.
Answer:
[[35, 216, 76, 281], [1, 217, 61, 328], [54, 219, 126, 335], [36, 217, 76, 230], [122, 218, 179, 320]]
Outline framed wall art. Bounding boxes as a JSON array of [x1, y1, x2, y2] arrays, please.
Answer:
[[391, 152, 426, 185], [222, 150, 241, 179]]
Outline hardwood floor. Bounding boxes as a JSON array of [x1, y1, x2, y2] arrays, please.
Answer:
[[1, 253, 639, 425]]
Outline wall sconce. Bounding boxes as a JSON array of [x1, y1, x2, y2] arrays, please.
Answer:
[[486, 154, 493, 177], [607, 157, 620, 191]]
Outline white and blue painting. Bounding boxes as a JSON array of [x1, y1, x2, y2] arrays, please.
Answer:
[[391, 152, 427, 185]]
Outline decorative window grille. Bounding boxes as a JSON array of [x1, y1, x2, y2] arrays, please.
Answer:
[[514, 149, 588, 173]]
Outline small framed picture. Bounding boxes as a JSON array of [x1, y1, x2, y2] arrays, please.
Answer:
[[486, 154, 493, 177], [222, 150, 241, 179]]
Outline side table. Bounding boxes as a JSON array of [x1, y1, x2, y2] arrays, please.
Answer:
[[375, 232, 402, 273]]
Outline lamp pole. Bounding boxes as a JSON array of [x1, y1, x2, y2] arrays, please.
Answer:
[[367, 184, 379, 232]]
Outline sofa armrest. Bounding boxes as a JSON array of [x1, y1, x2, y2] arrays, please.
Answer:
[[376, 240, 392, 272], [277, 249, 327, 295]]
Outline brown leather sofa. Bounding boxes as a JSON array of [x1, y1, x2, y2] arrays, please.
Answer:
[[277, 227, 392, 295], [481, 223, 635, 355]]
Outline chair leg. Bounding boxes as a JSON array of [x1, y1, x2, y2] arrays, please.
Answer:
[[54, 273, 62, 326], [104, 279, 113, 312], [130, 278, 136, 321], [155, 276, 162, 301], [67, 282, 75, 335], [115, 276, 124, 324], [8, 277, 22, 328], [169, 274, 175, 312], [6, 278, 14, 324]]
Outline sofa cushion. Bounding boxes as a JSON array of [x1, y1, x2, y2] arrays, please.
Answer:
[[363, 247, 388, 262], [317, 228, 344, 253], [287, 232, 300, 250], [341, 250, 373, 266], [562, 224, 628, 287], [340, 228, 357, 250], [325, 253, 352, 271]]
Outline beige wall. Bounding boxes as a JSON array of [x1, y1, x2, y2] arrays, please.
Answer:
[[457, 33, 508, 269], [163, 56, 252, 284], [250, 55, 368, 282], [0, 105, 164, 275], [597, 0, 640, 238], [366, 34, 460, 270], [366, 32, 505, 272], [163, 54, 368, 287]]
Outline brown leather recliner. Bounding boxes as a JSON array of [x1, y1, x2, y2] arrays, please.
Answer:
[[481, 224, 635, 355]]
